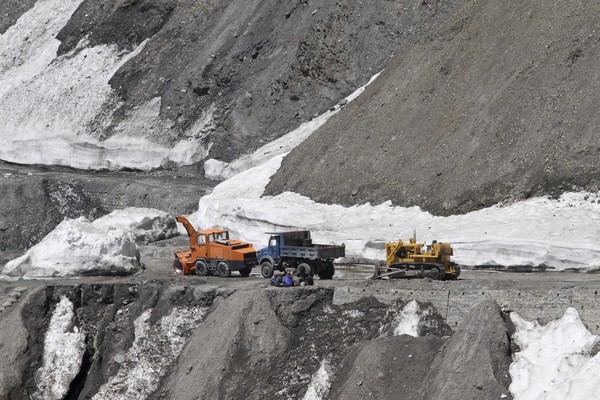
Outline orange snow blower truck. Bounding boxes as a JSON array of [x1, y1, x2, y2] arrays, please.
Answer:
[[173, 216, 258, 277]]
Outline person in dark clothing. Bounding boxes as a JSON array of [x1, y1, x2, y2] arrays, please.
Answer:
[[283, 272, 294, 287], [270, 270, 284, 286]]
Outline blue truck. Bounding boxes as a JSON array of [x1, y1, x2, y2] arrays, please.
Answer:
[[257, 231, 345, 279]]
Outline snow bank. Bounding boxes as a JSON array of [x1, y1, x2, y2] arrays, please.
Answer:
[[32, 296, 86, 400], [92, 207, 178, 244], [1, 208, 177, 278], [93, 307, 207, 400], [198, 151, 600, 269], [0, 0, 211, 170], [509, 308, 600, 400]]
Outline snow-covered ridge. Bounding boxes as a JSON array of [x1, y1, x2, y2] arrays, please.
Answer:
[[0, 0, 210, 170]]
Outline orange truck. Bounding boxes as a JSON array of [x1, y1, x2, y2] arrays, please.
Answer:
[[173, 216, 258, 277]]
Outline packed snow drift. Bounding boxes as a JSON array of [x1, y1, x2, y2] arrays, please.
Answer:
[[509, 308, 600, 400], [1, 208, 177, 278], [197, 78, 600, 270]]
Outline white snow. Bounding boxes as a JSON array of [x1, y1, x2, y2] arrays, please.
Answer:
[[302, 357, 332, 400], [509, 308, 600, 400], [0, 0, 83, 99], [93, 306, 207, 400], [1, 208, 177, 278], [32, 296, 86, 400], [92, 208, 178, 244], [197, 149, 600, 269], [394, 300, 422, 337], [0, 0, 211, 170]]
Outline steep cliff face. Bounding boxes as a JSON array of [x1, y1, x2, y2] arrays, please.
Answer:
[[266, 0, 600, 215], [0, 0, 462, 170]]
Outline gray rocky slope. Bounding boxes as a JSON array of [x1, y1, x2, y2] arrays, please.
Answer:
[[0, 282, 513, 400], [267, 0, 600, 215]]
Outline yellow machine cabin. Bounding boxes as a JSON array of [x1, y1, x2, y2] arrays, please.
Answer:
[[373, 238, 460, 280]]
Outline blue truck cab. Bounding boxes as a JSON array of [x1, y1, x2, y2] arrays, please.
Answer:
[[257, 231, 345, 279]]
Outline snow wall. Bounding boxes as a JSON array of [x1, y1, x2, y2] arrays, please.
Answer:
[[0, 0, 210, 170]]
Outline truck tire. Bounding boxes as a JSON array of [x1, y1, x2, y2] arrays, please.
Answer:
[[239, 266, 252, 277], [261, 261, 274, 278], [217, 261, 231, 278], [297, 263, 313, 278], [173, 258, 184, 274], [195, 260, 208, 276], [318, 262, 335, 280]]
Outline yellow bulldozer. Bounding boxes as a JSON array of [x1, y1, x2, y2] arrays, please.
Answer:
[[373, 238, 460, 280]]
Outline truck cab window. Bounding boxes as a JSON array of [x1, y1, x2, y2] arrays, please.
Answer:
[[198, 236, 206, 245], [212, 232, 230, 242]]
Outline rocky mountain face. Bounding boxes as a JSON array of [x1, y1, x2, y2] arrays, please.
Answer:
[[266, 0, 600, 215]]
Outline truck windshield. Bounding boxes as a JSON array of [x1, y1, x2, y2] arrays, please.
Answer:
[[212, 232, 230, 241]]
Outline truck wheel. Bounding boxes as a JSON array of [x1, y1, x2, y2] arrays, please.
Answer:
[[217, 261, 231, 278], [318, 262, 335, 280], [297, 263, 313, 278], [195, 260, 208, 276], [239, 266, 252, 277], [173, 258, 184, 274], [261, 261, 274, 278]]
